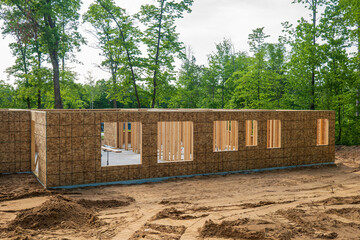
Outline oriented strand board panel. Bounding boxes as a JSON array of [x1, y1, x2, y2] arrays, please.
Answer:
[[0, 109, 335, 188], [0, 110, 32, 174]]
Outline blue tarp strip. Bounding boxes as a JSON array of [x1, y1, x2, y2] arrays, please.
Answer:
[[0, 171, 32, 175]]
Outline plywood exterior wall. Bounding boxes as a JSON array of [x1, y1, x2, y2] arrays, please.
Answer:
[[0, 110, 32, 174], [0, 109, 336, 188]]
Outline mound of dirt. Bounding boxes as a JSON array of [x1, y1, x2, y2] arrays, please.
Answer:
[[326, 208, 360, 220], [77, 196, 134, 210], [152, 207, 207, 220], [130, 223, 186, 240], [0, 190, 52, 203], [145, 223, 186, 235], [8, 195, 100, 230], [318, 195, 360, 206], [240, 201, 276, 208], [199, 218, 269, 240], [159, 199, 190, 205]]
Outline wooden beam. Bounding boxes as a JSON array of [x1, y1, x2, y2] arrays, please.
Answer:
[[162, 122, 166, 160], [325, 119, 329, 145], [213, 121, 216, 151], [277, 120, 281, 148], [245, 120, 250, 146], [267, 120, 271, 148], [234, 120, 238, 150], [119, 122, 124, 149], [253, 120, 258, 146], [190, 122, 193, 160], [177, 121, 181, 160], [158, 122, 161, 157], [170, 122, 174, 161], [131, 122, 134, 150], [184, 122, 190, 160], [125, 122, 128, 150]]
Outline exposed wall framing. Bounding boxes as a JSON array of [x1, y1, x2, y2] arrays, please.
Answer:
[[245, 120, 258, 146], [130, 122, 142, 154], [102, 122, 142, 166], [267, 120, 281, 148], [213, 121, 238, 152], [157, 121, 193, 162], [317, 119, 329, 146], [103, 122, 142, 152]]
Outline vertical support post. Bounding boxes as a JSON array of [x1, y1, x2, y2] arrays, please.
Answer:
[[165, 122, 171, 161], [190, 122, 193, 160], [267, 120, 271, 148], [216, 121, 220, 151], [174, 122, 179, 161], [219, 121, 225, 151], [213, 121, 216, 151], [177, 121, 181, 160], [183, 122, 189, 160], [234, 120, 238, 150], [273, 120, 276, 148], [125, 122, 129, 150], [140, 123, 142, 157], [158, 122, 161, 157], [278, 120, 280, 147], [225, 121, 229, 150], [170, 122, 174, 161], [325, 119, 329, 145], [245, 120, 249, 146], [162, 122, 166, 160], [131, 123, 134, 150], [119, 122, 123, 149], [252, 120, 258, 146], [137, 122, 141, 154]]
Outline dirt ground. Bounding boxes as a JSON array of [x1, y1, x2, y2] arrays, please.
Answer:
[[0, 146, 360, 240]]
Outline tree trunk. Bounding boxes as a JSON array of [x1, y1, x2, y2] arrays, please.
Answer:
[[151, 0, 165, 108], [221, 83, 224, 108], [111, 67, 117, 108], [357, 89, 359, 118], [49, 50, 63, 109], [21, 46, 31, 109], [356, 24, 360, 117], [337, 104, 341, 143], [37, 89, 41, 109], [310, 70, 315, 110], [98, 0, 141, 108], [44, 3, 63, 109], [310, 1, 317, 110]]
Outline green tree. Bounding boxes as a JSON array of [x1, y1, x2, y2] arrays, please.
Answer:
[[292, 0, 325, 109], [0, 80, 17, 108], [247, 27, 270, 106], [170, 47, 203, 108], [0, 0, 83, 109], [339, 0, 360, 118], [137, 0, 193, 108], [95, 0, 142, 108]]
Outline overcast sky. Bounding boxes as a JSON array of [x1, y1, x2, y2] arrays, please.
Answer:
[[0, 0, 310, 85]]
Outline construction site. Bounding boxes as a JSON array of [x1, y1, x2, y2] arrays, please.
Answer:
[[3, 109, 360, 239], [0, 108, 334, 188]]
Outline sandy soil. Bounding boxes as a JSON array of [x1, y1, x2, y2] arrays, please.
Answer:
[[0, 145, 360, 240]]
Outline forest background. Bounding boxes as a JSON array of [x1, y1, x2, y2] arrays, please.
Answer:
[[0, 0, 359, 145]]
